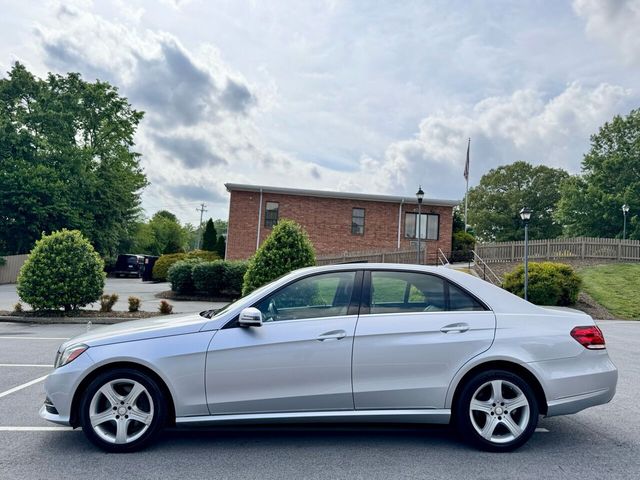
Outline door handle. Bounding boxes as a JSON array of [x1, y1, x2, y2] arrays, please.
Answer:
[[317, 330, 347, 341], [440, 323, 470, 334]]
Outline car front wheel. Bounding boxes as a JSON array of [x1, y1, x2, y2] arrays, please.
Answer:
[[79, 368, 166, 452], [455, 369, 539, 452]]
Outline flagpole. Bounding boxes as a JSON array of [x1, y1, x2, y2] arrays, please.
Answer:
[[464, 138, 470, 232]]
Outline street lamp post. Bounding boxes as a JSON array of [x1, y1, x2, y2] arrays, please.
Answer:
[[622, 204, 629, 240], [416, 186, 424, 264], [520, 206, 532, 301]]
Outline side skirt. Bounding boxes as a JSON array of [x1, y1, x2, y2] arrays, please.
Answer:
[[176, 409, 451, 426]]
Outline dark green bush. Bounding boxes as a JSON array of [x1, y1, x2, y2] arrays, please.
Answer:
[[243, 219, 315, 295], [17, 229, 105, 311], [502, 262, 582, 306], [451, 231, 475, 262], [192, 261, 226, 296], [152, 250, 219, 281], [167, 258, 204, 294], [223, 261, 248, 296]]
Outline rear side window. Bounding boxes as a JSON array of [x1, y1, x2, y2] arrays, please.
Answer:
[[367, 271, 487, 314]]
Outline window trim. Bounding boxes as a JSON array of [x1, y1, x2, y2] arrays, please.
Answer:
[[360, 269, 490, 315], [264, 201, 279, 228], [404, 212, 440, 240], [351, 207, 365, 236]]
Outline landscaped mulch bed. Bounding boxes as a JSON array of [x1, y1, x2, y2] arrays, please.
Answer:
[[155, 290, 235, 303], [573, 292, 616, 320]]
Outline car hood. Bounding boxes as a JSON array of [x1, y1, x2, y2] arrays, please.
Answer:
[[59, 313, 209, 350]]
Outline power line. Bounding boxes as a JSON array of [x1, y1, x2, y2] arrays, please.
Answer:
[[196, 203, 208, 249]]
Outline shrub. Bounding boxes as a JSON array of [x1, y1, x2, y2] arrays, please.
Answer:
[[451, 231, 475, 262], [128, 296, 141, 312], [99, 293, 119, 312], [152, 250, 219, 281], [13, 302, 23, 313], [223, 261, 248, 296], [167, 258, 204, 294], [502, 262, 582, 306], [17, 229, 105, 311], [192, 260, 226, 296], [159, 300, 173, 314], [243, 219, 315, 295]]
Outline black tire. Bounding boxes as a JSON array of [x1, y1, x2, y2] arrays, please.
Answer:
[[79, 368, 167, 453], [454, 369, 539, 452]]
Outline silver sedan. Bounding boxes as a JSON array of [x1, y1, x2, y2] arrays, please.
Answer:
[[40, 264, 617, 452]]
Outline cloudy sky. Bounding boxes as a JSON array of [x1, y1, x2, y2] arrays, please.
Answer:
[[1, 0, 639, 224]]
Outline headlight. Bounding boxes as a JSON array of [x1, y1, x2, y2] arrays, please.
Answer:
[[55, 344, 88, 368]]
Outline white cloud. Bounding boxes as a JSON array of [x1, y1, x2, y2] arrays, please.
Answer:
[[573, 0, 640, 65]]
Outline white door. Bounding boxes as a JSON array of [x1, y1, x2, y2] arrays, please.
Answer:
[[352, 270, 496, 409], [206, 270, 361, 414]]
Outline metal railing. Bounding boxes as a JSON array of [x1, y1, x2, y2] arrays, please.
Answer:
[[471, 250, 502, 285], [437, 248, 449, 266]]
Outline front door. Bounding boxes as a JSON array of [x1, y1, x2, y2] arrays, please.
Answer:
[[206, 270, 361, 414], [352, 270, 496, 409]]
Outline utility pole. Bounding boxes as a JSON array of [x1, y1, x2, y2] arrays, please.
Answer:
[[196, 203, 208, 249]]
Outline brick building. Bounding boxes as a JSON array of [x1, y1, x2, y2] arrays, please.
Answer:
[[225, 183, 459, 262]]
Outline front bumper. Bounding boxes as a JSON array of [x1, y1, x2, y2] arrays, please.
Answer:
[[38, 350, 95, 427], [528, 350, 618, 417]]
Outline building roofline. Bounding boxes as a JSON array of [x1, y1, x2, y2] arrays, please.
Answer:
[[224, 183, 460, 207]]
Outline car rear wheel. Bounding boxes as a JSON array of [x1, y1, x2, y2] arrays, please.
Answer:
[[455, 369, 539, 452], [79, 368, 166, 452]]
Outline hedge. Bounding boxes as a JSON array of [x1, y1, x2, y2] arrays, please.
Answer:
[[152, 250, 219, 281], [502, 261, 582, 306], [171, 260, 249, 297]]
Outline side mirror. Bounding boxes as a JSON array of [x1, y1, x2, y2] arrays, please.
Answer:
[[239, 307, 263, 327]]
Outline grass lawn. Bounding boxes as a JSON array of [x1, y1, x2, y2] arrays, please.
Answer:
[[580, 264, 640, 319]]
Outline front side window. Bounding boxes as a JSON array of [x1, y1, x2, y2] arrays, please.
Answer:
[[404, 212, 439, 240], [264, 201, 279, 228], [352, 208, 365, 235], [255, 271, 356, 322]]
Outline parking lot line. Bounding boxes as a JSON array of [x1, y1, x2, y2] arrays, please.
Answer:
[[0, 336, 69, 341], [0, 427, 73, 431], [0, 364, 53, 367], [0, 375, 48, 399]]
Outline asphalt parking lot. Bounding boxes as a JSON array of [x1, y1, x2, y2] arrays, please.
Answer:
[[0, 320, 638, 480]]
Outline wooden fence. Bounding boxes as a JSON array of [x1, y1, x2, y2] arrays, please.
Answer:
[[0, 254, 28, 284], [476, 237, 640, 263]]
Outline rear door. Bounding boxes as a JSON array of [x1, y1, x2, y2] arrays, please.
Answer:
[[352, 269, 496, 409]]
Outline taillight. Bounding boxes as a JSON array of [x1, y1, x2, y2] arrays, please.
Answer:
[[571, 326, 606, 350]]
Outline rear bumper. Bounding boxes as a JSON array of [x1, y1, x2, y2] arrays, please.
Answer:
[[528, 350, 618, 417]]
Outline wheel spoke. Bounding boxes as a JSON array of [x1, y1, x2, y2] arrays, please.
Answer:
[[490, 380, 503, 403], [128, 406, 152, 425], [115, 419, 128, 444], [124, 382, 145, 405], [480, 416, 499, 440], [90, 409, 114, 427], [99, 383, 122, 407], [470, 399, 493, 414], [505, 394, 528, 411], [501, 415, 523, 438]]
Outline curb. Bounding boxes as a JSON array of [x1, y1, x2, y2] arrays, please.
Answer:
[[0, 316, 151, 325]]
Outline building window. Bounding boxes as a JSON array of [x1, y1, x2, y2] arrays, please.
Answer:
[[351, 208, 365, 235], [264, 201, 279, 228], [404, 212, 439, 240]]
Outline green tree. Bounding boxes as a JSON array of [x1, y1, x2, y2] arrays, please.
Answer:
[[213, 219, 228, 236], [0, 62, 147, 257], [131, 210, 188, 255], [215, 235, 226, 258], [556, 109, 640, 238], [201, 219, 217, 251], [17, 230, 105, 311], [466, 161, 569, 241], [242, 220, 316, 295]]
